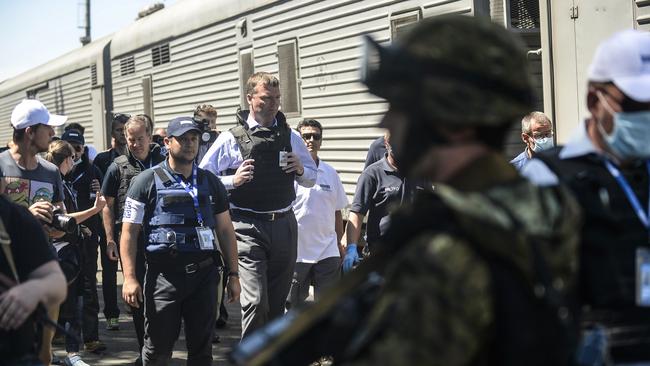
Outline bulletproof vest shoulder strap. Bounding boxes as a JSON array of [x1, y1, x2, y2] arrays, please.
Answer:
[[0, 217, 18, 282], [230, 125, 253, 159], [152, 166, 173, 186]]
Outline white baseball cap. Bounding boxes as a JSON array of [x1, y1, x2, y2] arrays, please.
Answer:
[[588, 29, 650, 102], [10, 99, 67, 129]]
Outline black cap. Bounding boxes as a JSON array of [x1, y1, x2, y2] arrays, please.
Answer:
[[61, 129, 85, 145], [167, 117, 201, 137]]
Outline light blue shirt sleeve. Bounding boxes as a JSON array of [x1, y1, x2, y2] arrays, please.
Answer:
[[290, 129, 317, 187], [198, 131, 242, 190], [520, 158, 560, 186]]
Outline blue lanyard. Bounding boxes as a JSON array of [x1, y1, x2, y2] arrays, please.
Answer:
[[604, 160, 650, 228], [167, 162, 204, 227]]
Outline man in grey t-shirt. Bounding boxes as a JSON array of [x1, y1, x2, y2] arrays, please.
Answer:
[[0, 99, 67, 365]]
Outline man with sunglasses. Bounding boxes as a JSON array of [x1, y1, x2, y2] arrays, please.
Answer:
[[523, 29, 650, 364], [286, 119, 348, 309]]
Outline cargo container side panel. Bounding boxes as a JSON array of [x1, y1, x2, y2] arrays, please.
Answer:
[[0, 91, 27, 146]]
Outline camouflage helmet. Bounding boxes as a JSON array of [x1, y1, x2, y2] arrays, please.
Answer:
[[361, 15, 536, 127]]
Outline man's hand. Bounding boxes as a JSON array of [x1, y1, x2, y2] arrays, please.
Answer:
[[122, 277, 143, 309], [226, 276, 241, 303], [233, 159, 255, 187], [282, 152, 304, 175], [106, 240, 119, 261], [0, 280, 42, 330], [28, 201, 53, 223], [342, 243, 360, 273]]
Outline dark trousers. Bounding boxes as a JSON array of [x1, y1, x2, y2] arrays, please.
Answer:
[[232, 211, 298, 338], [81, 235, 100, 343], [142, 264, 219, 366], [287, 256, 341, 309], [99, 229, 120, 319], [133, 249, 146, 350], [60, 281, 83, 353]]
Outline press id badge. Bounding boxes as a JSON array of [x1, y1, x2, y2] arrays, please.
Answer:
[[196, 227, 216, 251], [636, 248, 650, 307], [279, 151, 288, 167]]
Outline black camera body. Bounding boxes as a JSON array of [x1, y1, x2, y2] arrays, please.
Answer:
[[50, 207, 77, 234], [194, 117, 217, 145]]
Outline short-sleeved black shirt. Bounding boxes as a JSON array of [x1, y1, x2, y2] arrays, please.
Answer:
[[123, 162, 230, 264], [351, 156, 429, 246], [0, 195, 56, 359], [93, 148, 122, 178]]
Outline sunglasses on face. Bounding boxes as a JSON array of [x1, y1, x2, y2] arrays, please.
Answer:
[[301, 133, 322, 141]]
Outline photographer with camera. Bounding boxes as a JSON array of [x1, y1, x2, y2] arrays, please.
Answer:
[[0, 99, 69, 365], [194, 104, 219, 164], [0, 194, 67, 366], [44, 140, 106, 366]]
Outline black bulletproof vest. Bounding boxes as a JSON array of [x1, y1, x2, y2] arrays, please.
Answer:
[[227, 112, 295, 211], [114, 145, 166, 224], [377, 190, 577, 366], [537, 150, 650, 361], [537, 150, 650, 308]]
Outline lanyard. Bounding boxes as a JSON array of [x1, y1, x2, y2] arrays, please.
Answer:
[[72, 171, 85, 184], [167, 162, 203, 227], [604, 160, 650, 228]]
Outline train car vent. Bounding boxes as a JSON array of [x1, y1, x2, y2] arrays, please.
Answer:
[[239, 49, 254, 109], [390, 10, 421, 42], [90, 64, 98, 86], [508, 0, 540, 30], [152, 44, 170, 67], [277, 40, 301, 116], [120, 56, 135, 76]]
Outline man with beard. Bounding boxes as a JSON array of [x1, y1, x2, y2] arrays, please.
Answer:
[[0, 99, 68, 365], [101, 115, 165, 364], [120, 117, 240, 365]]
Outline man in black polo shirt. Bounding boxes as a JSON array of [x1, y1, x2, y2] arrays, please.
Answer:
[[120, 117, 239, 365], [343, 132, 430, 272]]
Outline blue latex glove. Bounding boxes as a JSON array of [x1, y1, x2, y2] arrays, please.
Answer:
[[342, 244, 360, 273]]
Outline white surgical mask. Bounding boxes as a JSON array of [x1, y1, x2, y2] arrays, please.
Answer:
[[532, 136, 554, 153]]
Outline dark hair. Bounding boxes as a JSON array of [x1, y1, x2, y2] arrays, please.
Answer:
[[246, 72, 280, 96], [12, 124, 41, 142], [64, 122, 85, 135], [44, 140, 74, 167], [296, 118, 323, 134]]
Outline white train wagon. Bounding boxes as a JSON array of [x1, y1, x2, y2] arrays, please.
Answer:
[[0, 36, 113, 150]]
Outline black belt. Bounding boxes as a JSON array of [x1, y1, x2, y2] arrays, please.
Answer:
[[231, 208, 292, 222], [150, 257, 216, 274]]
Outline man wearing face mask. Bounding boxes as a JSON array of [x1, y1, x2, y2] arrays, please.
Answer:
[[510, 111, 554, 170], [522, 29, 650, 364]]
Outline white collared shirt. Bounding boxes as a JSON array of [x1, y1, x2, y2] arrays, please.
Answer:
[[293, 160, 348, 263], [198, 113, 317, 213]]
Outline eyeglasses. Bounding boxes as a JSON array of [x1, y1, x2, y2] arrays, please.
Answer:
[[113, 113, 131, 123], [531, 132, 554, 139], [301, 133, 322, 141]]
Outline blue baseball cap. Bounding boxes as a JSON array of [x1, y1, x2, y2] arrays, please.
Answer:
[[167, 117, 201, 137]]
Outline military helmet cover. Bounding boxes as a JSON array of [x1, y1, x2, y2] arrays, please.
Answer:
[[361, 15, 536, 127]]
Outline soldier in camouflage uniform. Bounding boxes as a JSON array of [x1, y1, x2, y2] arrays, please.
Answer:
[[344, 15, 582, 365]]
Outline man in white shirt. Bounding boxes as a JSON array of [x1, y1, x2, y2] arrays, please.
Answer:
[[199, 72, 317, 338], [286, 119, 348, 309]]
